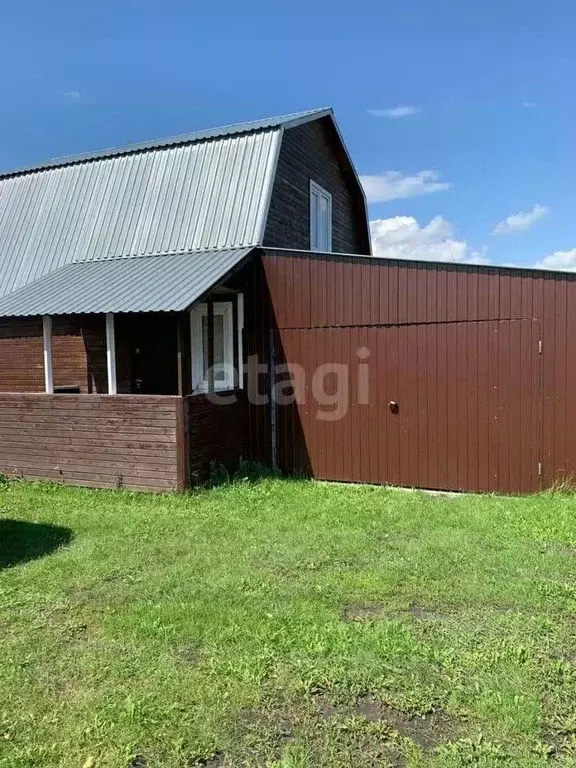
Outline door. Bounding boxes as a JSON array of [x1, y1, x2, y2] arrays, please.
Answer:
[[127, 315, 178, 395], [377, 319, 542, 493], [275, 319, 542, 494]]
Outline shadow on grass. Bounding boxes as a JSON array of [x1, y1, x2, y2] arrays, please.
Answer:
[[0, 519, 73, 570]]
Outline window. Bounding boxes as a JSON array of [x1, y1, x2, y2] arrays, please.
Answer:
[[310, 180, 332, 252], [190, 302, 235, 392]]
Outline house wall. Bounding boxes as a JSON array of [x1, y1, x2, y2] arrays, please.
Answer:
[[0, 318, 44, 392], [0, 394, 186, 491], [0, 315, 108, 393], [0, 388, 247, 492], [52, 315, 108, 392], [185, 391, 246, 482], [249, 249, 576, 493], [263, 119, 369, 254], [0, 313, 184, 395]]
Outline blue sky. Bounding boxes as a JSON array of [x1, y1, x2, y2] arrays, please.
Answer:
[[0, 0, 574, 268]]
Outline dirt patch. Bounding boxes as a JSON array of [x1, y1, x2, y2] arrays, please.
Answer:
[[174, 645, 202, 665], [405, 604, 446, 622], [128, 756, 147, 768], [492, 605, 522, 614], [342, 604, 388, 622], [551, 651, 576, 663], [314, 695, 339, 719], [63, 622, 89, 638], [542, 726, 571, 761], [342, 603, 448, 624], [313, 690, 458, 754], [187, 752, 224, 767], [238, 708, 295, 745], [537, 540, 576, 557], [355, 696, 457, 751]]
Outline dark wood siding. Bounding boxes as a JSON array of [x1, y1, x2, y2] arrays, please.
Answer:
[[0, 315, 108, 393], [0, 318, 44, 392], [0, 394, 185, 491], [232, 257, 272, 467], [0, 313, 182, 395], [53, 314, 108, 393], [252, 249, 576, 492], [185, 391, 246, 481], [263, 118, 369, 254]]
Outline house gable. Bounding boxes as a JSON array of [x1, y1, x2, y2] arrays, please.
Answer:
[[263, 116, 370, 255]]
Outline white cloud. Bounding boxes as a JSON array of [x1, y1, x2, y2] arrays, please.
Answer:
[[523, 101, 536, 109], [370, 215, 488, 264], [493, 203, 549, 235], [534, 248, 576, 271], [62, 90, 81, 102], [367, 106, 421, 118], [360, 170, 451, 203]]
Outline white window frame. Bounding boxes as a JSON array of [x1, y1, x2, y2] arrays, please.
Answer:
[[190, 301, 235, 393], [309, 179, 332, 253]]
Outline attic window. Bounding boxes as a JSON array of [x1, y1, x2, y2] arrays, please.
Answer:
[[310, 180, 332, 252]]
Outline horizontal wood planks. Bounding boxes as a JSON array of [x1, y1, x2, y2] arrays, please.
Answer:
[[0, 394, 185, 491], [0, 317, 44, 392], [263, 119, 369, 255], [0, 314, 108, 394], [52, 314, 107, 393], [186, 391, 246, 481]]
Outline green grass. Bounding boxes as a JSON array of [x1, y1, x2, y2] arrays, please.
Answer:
[[2, 479, 576, 767]]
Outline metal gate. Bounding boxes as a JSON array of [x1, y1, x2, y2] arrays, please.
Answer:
[[275, 318, 542, 494]]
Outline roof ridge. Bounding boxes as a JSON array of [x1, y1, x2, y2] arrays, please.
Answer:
[[0, 107, 332, 179], [69, 246, 255, 265]]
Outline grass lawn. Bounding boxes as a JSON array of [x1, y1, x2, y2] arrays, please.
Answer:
[[2, 479, 576, 767]]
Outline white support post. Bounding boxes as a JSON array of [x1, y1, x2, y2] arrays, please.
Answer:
[[105, 313, 117, 395], [42, 315, 53, 394], [237, 292, 244, 389]]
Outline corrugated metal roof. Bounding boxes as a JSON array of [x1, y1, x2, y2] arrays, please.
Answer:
[[0, 248, 253, 316], [0, 108, 337, 302], [0, 108, 331, 178], [0, 130, 280, 298]]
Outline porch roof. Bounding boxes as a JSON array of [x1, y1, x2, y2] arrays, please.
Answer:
[[0, 247, 253, 316]]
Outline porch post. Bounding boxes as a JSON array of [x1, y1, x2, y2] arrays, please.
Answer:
[[42, 315, 53, 394], [105, 313, 117, 395], [176, 313, 192, 396], [207, 299, 215, 393], [237, 292, 244, 389]]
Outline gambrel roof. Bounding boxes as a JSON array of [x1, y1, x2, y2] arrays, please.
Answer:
[[0, 107, 367, 314]]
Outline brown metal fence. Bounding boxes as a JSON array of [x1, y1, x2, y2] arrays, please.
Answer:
[[252, 249, 576, 493]]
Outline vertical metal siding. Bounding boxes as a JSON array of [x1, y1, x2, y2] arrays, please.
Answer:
[[0, 130, 281, 298], [255, 249, 576, 493]]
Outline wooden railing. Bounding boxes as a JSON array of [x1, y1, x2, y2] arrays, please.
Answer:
[[0, 394, 186, 492]]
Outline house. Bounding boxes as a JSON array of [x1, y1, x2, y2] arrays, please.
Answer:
[[0, 107, 575, 494]]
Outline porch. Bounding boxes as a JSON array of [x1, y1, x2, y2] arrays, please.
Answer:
[[0, 250, 257, 490], [32, 298, 245, 399]]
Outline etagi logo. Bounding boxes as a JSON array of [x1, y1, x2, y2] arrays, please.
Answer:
[[205, 347, 371, 421]]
